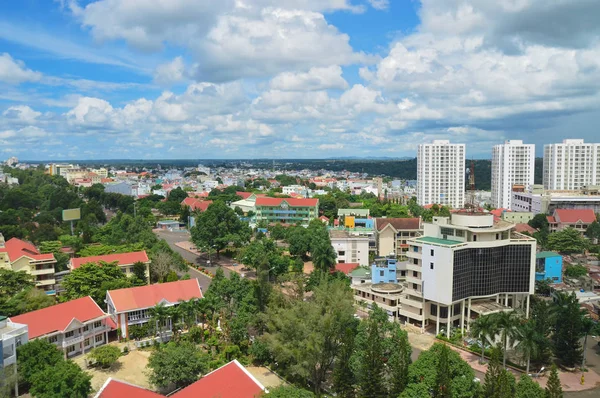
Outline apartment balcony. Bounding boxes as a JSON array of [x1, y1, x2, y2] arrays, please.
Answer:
[[62, 335, 85, 348], [398, 306, 423, 319], [36, 279, 56, 286], [404, 288, 423, 297], [31, 267, 55, 275], [3, 352, 16, 367], [406, 262, 421, 273], [401, 296, 424, 309], [406, 275, 422, 285], [406, 250, 421, 259]]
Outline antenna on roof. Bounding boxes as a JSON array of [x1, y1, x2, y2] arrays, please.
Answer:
[[466, 159, 477, 211]]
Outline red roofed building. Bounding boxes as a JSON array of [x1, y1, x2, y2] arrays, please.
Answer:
[[95, 360, 265, 398], [69, 251, 150, 283], [0, 234, 57, 294], [514, 223, 536, 234], [334, 263, 360, 275], [106, 279, 203, 339], [547, 208, 597, 233], [255, 197, 319, 226], [374, 218, 423, 258], [181, 197, 213, 212], [10, 296, 115, 358]]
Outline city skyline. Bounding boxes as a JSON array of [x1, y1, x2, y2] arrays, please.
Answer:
[[1, 1, 600, 160]]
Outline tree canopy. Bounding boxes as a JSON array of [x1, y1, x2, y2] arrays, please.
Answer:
[[147, 341, 210, 389], [61, 261, 131, 307]]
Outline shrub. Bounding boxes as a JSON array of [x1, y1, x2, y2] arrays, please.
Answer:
[[89, 345, 121, 368], [122, 346, 129, 354]]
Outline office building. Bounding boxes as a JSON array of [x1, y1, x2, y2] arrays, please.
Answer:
[[329, 230, 370, 266], [543, 139, 600, 190], [491, 140, 535, 209], [417, 140, 465, 209], [254, 197, 319, 226], [403, 213, 536, 335], [512, 185, 600, 214]]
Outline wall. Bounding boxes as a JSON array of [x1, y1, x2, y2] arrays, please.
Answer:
[[421, 244, 454, 305], [377, 228, 395, 257]]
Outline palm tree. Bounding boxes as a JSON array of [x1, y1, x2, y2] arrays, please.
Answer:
[[515, 320, 539, 374], [311, 241, 336, 272], [494, 310, 521, 368], [470, 314, 496, 364], [168, 305, 184, 340], [178, 299, 199, 329], [149, 303, 169, 342]]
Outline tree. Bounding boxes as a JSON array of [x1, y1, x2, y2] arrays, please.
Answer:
[[286, 226, 311, 259], [149, 302, 170, 342], [264, 278, 355, 395], [483, 349, 502, 398], [352, 307, 387, 397], [564, 264, 588, 278], [547, 228, 588, 254], [529, 298, 553, 366], [88, 345, 121, 368], [190, 201, 251, 258], [388, 324, 412, 397], [29, 359, 92, 398], [495, 368, 516, 398], [515, 320, 539, 374], [332, 328, 356, 398], [552, 292, 584, 368], [493, 310, 520, 368], [434, 344, 451, 398], [400, 383, 431, 398], [17, 339, 63, 388], [545, 364, 563, 398], [5, 287, 55, 316], [166, 270, 179, 282], [515, 374, 545, 398], [585, 220, 600, 241], [150, 251, 173, 283], [529, 214, 549, 231], [580, 316, 595, 370], [132, 261, 148, 283], [61, 261, 131, 307], [262, 385, 315, 397], [311, 240, 337, 272], [147, 341, 210, 389], [470, 314, 496, 364]]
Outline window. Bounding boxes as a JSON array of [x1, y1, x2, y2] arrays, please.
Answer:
[[83, 325, 89, 332], [440, 227, 454, 236], [48, 335, 58, 344], [430, 249, 434, 256], [412, 283, 417, 290], [84, 338, 90, 346], [473, 235, 477, 242], [412, 271, 418, 277], [66, 345, 76, 354], [65, 331, 74, 338], [413, 259, 418, 265], [94, 321, 102, 328], [379, 270, 384, 277], [338, 250, 345, 256], [95, 335, 103, 343], [496, 234, 499, 240], [430, 262, 434, 270]]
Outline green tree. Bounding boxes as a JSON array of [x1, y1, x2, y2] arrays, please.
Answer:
[[552, 292, 584, 368], [168, 187, 188, 203], [61, 261, 131, 307], [545, 364, 563, 398], [434, 344, 451, 398], [388, 324, 412, 397], [149, 302, 170, 342], [132, 261, 148, 283], [585, 220, 600, 240], [470, 314, 496, 364], [400, 383, 431, 398], [4, 287, 55, 316], [515, 374, 545, 398], [564, 264, 588, 278], [495, 369, 516, 398], [29, 360, 92, 398], [88, 345, 121, 368], [332, 328, 356, 398], [286, 226, 311, 259], [529, 298, 553, 366], [311, 240, 337, 272], [580, 316, 595, 370], [190, 201, 251, 258], [262, 385, 315, 397], [515, 320, 540, 374], [264, 277, 355, 395], [529, 214, 549, 231], [166, 270, 179, 282], [493, 310, 520, 368], [483, 349, 502, 398], [147, 341, 210, 389], [16, 339, 63, 388], [352, 307, 387, 397], [547, 228, 588, 254]]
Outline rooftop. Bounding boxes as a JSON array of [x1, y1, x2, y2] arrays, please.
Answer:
[[375, 217, 421, 232], [70, 251, 149, 269], [536, 251, 561, 259], [107, 279, 203, 313], [329, 229, 371, 239], [415, 236, 463, 246]]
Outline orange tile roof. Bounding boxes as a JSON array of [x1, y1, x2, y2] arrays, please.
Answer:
[[71, 251, 149, 269], [181, 197, 212, 212], [0, 237, 55, 262], [172, 360, 265, 398], [107, 279, 203, 313], [376, 218, 421, 231], [514, 223, 536, 234], [96, 378, 163, 398], [255, 197, 318, 207], [334, 263, 360, 275], [553, 209, 597, 224], [10, 296, 109, 339]]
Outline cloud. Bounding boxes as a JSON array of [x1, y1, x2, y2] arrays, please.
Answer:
[[2, 105, 42, 123], [368, 0, 389, 11], [0, 53, 42, 84], [154, 56, 187, 85], [318, 143, 344, 150], [269, 65, 348, 91]]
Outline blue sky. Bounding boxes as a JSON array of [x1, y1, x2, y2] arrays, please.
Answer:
[[1, 0, 600, 160]]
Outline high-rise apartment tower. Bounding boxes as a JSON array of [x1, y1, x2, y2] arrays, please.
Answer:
[[543, 139, 600, 190], [491, 140, 535, 209], [417, 140, 465, 209]]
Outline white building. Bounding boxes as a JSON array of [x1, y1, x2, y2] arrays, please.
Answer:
[[543, 139, 600, 190], [402, 213, 536, 336], [417, 140, 465, 209], [1, 316, 28, 369], [329, 230, 370, 266], [512, 187, 600, 214], [491, 140, 535, 209], [282, 185, 308, 196]]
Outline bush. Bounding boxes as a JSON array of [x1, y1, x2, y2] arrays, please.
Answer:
[[122, 346, 129, 355], [250, 340, 271, 365], [89, 345, 121, 368], [565, 264, 588, 278]]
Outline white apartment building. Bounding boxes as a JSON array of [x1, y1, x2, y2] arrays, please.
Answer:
[[543, 139, 600, 190], [417, 140, 465, 209], [491, 140, 535, 209], [329, 230, 370, 266], [402, 213, 536, 336], [1, 316, 28, 369]]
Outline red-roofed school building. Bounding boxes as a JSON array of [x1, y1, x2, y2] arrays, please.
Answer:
[[547, 208, 597, 233], [0, 234, 57, 295], [69, 251, 151, 283], [95, 360, 266, 398], [255, 197, 319, 226], [106, 279, 203, 339], [10, 296, 115, 358]]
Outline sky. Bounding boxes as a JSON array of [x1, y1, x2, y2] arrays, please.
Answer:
[[1, 0, 600, 160]]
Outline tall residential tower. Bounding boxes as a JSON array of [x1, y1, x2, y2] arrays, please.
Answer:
[[417, 140, 465, 209], [491, 140, 535, 209], [543, 139, 600, 190]]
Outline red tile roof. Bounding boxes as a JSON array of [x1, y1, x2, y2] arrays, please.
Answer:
[[0, 238, 55, 262], [334, 263, 360, 275], [553, 209, 597, 224], [181, 197, 212, 212], [547, 215, 556, 223], [107, 279, 203, 313], [514, 223, 536, 234], [376, 218, 421, 232], [320, 215, 330, 221], [172, 360, 265, 398], [10, 296, 109, 339], [255, 197, 318, 207], [490, 208, 509, 218], [70, 251, 149, 270], [96, 378, 163, 398]]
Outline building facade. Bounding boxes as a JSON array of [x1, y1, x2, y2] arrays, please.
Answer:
[[10, 297, 114, 359], [329, 230, 370, 266], [372, 257, 398, 284], [375, 218, 422, 258], [403, 213, 536, 336], [0, 234, 57, 295], [0, 316, 28, 369], [254, 198, 318, 226], [546, 208, 597, 233], [417, 140, 466, 209], [511, 186, 600, 214], [535, 252, 562, 283], [543, 139, 600, 190], [491, 140, 535, 209], [69, 251, 151, 283]]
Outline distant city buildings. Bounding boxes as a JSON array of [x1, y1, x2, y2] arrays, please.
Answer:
[[543, 139, 600, 190], [491, 140, 535, 209], [417, 140, 465, 209]]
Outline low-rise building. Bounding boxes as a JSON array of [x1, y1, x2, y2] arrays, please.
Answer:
[[546, 208, 597, 233], [10, 297, 114, 358], [255, 197, 319, 226], [535, 251, 563, 283], [374, 218, 422, 258], [511, 186, 600, 214], [0, 316, 28, 369], [69, 251, 151, 283], [0, 234, 57, 295], [501, 211, 534, 224], [372, 257, 398, 284], [329, 230, 370, 266], [106, 279, 203, 339], [350, 267, 371, 285]]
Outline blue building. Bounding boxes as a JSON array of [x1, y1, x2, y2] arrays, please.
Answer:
[[535, 251, 563, 283], [371, 257, 397, 284]]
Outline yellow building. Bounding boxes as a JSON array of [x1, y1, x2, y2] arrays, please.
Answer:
[[0, 234, 57, 295]]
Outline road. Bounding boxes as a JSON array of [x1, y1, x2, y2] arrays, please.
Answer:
[[154, 229, 231, 293]]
